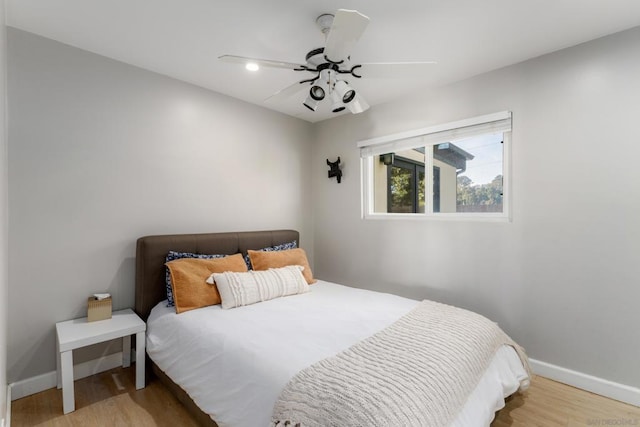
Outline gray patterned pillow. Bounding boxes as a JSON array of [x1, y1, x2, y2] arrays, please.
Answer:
[[165, 251, 225, 307], [244, 240, 298, 270]]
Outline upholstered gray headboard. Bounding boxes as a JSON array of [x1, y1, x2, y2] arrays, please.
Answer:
[[135, 229, 299, 321]]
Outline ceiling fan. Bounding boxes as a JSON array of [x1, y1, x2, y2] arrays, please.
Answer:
[[219, 9, 436, 115]]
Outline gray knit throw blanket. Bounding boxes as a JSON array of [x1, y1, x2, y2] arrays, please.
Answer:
[[271, 299, 530, 427]]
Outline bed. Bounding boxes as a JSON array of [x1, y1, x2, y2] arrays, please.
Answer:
[[135, 230, 530, 427]]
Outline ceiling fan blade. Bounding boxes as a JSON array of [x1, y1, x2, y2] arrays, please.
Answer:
[[264, 81, 310, 104], [357, 62, 437, 79], [219, 55, 304, 70], [324, 9, 370, 63]]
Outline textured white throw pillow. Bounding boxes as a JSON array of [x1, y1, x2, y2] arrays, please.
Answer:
[[210, 265, 309, 309]]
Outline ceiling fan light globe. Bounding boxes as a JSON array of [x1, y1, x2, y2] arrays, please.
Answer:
[[335, 80, 356, 104], [347, 100, 363, 114], [330, 90, 346, 113], [310, 85, 325, 101], [303, 95, 320, 111], [347, 94, 370, 114], [343, 90, 356, 103]]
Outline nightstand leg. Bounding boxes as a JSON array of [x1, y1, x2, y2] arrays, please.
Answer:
[[61, 350, 75, 414], [122, 335, 131, 368], [56, 338, 61, 389], [135, 330, 145, 389]]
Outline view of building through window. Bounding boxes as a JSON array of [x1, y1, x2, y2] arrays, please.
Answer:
[[373, 133, 504, 214]]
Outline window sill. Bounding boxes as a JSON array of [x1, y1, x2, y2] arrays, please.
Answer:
[[362, 212, 511, 223]]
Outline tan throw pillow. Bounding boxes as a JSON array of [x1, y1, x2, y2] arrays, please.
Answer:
[[248, 248, 316, 284], [166, 253, 248, 314]]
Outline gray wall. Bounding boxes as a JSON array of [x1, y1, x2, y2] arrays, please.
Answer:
[[0, 0, 8, 419], [312, 26, 640, 387], [6, 22, 640, 392], [7, 28, 313, 382]]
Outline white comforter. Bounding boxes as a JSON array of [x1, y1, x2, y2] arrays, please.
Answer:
[[146, 281, 529, 427]]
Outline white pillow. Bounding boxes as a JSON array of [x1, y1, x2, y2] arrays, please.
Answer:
[[210, 265, 309, 309]]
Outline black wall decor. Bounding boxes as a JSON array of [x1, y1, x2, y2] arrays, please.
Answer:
[[327, 157, 342, 183]]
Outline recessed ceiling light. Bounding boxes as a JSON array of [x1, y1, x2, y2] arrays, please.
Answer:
[[245, 62, 259, 72]]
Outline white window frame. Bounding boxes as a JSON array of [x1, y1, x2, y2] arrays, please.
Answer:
[[359, 112, 512, 222]]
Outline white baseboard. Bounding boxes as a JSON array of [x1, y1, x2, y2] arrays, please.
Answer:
[[530, 358, 640, 407], [9, 351, 125, 401]]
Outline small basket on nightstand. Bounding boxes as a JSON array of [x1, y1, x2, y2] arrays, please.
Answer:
[[87, 296, 112, 322]]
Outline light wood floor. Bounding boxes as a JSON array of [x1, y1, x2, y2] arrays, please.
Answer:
[[11, 366, 640, 426], [11, 367, 199, 427]]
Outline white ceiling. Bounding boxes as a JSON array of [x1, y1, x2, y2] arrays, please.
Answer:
[[7, 1, 640, 123]]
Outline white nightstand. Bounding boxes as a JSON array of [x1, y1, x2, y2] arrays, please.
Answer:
[[55, 308, 146, 414]]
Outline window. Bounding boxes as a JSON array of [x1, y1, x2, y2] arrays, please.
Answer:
[[384, 152, 425, 213], [360, 112, 511, 220]]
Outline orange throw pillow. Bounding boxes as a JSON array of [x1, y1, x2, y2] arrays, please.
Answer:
[[166, 253, 248, 314], [248, 248, 316, 285]]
